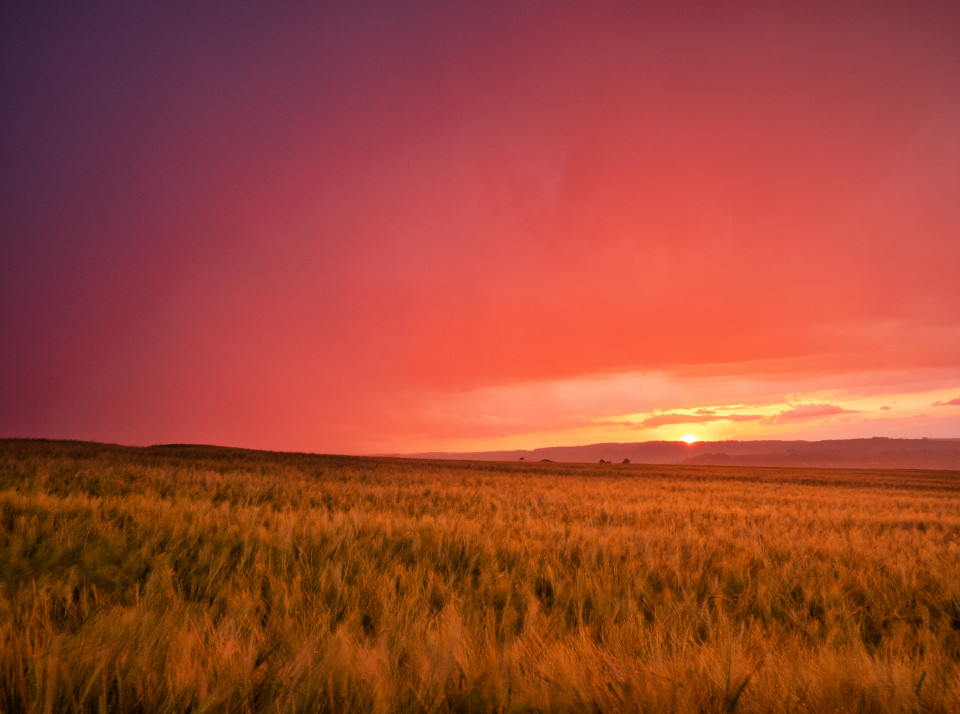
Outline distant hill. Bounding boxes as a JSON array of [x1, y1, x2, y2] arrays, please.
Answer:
[[408, 438, 960, 470]]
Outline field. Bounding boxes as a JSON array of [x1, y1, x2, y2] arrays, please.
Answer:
[[2, 440, 960, 712]]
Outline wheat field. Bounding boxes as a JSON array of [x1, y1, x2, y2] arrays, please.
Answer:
[[1, 439, 959, 712]]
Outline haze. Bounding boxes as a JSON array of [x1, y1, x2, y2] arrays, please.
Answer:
[[2, 1, 959, 453]]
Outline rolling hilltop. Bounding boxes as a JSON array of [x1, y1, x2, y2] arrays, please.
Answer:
[[409, 437, 960, 470]]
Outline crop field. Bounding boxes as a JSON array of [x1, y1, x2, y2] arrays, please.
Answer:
[[2, 439, 960, 712]]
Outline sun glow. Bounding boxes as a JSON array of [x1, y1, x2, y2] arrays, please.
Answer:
[[681, 434, 699, 444]]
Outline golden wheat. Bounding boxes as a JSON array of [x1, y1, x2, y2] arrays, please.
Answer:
[[1, 440, 959, 712]]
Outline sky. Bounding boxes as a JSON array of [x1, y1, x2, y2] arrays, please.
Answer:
[[2, 0, 960, 454]]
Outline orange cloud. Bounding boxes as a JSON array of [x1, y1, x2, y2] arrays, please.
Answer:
[[638, 413, 764, 429]]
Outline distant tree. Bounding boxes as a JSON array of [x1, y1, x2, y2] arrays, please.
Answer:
[[599, 459, 606, 464], [622, 458, 630, 464]]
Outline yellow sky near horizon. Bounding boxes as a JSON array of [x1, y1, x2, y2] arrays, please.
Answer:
[[393, 372, 960, 453]]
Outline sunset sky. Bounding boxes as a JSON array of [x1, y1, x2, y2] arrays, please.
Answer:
[[2, 1, 959, 454]]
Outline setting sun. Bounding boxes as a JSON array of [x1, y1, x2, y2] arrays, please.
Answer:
[[681, 434, 700, 444]]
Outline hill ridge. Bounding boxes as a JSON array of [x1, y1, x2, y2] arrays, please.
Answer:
[[406, 437, 960, 470]]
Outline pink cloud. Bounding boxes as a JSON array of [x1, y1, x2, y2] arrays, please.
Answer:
[[932, 397, 960, 406], [766, 403, 859, 424]]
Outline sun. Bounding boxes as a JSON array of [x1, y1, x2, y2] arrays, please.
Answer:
[[681, 434, 699, 444]]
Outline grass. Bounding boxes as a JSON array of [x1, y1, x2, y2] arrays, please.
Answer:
[[2, 438, 960, 712]]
